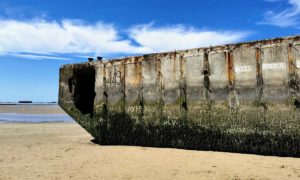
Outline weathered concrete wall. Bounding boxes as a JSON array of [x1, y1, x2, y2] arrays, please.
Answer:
[[59, 35, 300, 127]]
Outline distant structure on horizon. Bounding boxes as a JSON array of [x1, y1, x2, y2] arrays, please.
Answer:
[[18, 101, 32, 104]]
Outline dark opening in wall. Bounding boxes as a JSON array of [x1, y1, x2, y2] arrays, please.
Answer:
[[69, 66, 96, 117], [294, 99, 300, 108]]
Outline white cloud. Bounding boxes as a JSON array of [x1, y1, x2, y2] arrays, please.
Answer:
[[0, 19, 150, 56], [0, 19, 250, 60], [259, 0, 300, 27], [2, 53, 71, 61], [129, 24, 249, 52]]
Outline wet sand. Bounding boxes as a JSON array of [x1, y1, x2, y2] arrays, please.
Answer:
[[1, 122, 300, 180], [0, 104, 65, 114]]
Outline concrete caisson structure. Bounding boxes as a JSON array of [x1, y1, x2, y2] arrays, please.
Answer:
[[59, 35, 300, 156]]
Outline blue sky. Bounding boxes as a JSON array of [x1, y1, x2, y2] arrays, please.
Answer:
[[0, 0, 299, 102]]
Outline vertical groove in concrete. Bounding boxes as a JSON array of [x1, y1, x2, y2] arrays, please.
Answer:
[[179, 54, 188, 119], [287, 43, 299, 97], [121, 61, 126, 113], [156, 58, 163, 120], [135, 58, 144, 119], [255, 47, 264, 105], [226, 50, 239, 110], [203, 50, 210, 101], [102, 64, 108, 111]]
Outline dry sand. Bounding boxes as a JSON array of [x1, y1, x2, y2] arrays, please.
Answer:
[[1, 105, 300, 179], [0, 123, 300, 180]]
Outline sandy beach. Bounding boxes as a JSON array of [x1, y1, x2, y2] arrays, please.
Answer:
[[1, 106, 300, 179], [1, 124, 300, 179]]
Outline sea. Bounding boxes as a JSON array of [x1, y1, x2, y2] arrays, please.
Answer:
[[0, 113, 74, 123]]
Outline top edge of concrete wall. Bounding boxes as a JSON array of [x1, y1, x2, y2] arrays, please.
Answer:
[[61, 34, 300, 68]]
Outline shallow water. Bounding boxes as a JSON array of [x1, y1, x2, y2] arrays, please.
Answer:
[[0, 113, 74, 123]]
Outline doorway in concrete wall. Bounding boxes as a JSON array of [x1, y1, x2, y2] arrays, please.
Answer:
[[72, 66, 96, 117]]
